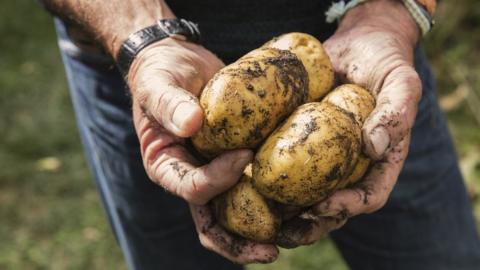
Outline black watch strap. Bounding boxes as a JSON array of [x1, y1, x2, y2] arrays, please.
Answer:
[[116, 18, 201, 78]]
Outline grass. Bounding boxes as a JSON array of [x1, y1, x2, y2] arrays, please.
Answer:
[[0, 1, 125, 269], [0, 0, 479, 269]]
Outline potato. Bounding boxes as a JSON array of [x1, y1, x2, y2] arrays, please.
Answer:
[[192, 47, 308, 157], [252, 102, 361, 206], [212, 165, 281, 242], [252, 84, 375, 206], [337, 154, 370, 189], [265, 32, 334, 102], [324, 84, 375, 189], [323, 84, 375, 125]]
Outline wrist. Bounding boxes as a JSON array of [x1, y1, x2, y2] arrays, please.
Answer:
[[100, 2, 176, 58], [116, 19, 202, 78], [42, 0, 176, 58], [337, 0, 419, 47]]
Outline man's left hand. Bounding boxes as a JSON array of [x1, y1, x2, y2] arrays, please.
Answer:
[[277, 0, 422, 247]]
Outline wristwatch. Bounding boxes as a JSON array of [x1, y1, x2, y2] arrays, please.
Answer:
[[116, 18, 201, 78]]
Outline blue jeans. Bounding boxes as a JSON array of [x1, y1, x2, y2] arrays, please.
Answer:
[[55, 20, 480, 270]]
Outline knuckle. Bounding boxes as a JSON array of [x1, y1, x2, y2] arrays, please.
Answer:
[[143, 163, 156, 182], [401, 67, 422, 101], [181, 189, 205, 205], [404, 68, 421, 87], [143, 149, 168, 181], [135, 87, 151, 113], [179, 187, 195, 203], [142, 155, 160, 185], [176, 179, 196, 203], [151, 91, 168, 120], [181, 173, 209, 205], [141, 141, 161, 167], [365, 194, 388, 214]]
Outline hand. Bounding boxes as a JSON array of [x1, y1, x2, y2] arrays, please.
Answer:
[[42, 0, 278, 263], [277, 0, 422, 247], [129, 38, 278, 263], [130, 38, 245, 204]]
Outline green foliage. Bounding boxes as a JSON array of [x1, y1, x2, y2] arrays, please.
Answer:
[[0, 0, 478, 269]]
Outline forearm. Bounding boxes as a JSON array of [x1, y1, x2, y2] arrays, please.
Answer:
[[42, 0, 175, 57]]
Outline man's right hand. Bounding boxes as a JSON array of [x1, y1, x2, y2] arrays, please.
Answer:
[[128, 38, 244, 205], [129, 38, 279, 264], [42, 0, 278, 262]]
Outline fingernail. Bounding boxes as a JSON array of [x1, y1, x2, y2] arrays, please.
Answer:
[[368, 127, 390, 158], [172, 102, 200, 131]]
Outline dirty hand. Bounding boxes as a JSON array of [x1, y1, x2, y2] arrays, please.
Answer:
[[277, 0, 422, 248], [129, 38, 278, 263]]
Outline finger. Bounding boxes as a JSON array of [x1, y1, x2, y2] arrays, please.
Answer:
[[134, 72, 204, 138], [311, 134, 411, 217], [276, 216, 347, 249], [363, 65, 421, 159], [190, 204, 279, 264], [176, 149, 253, 205], [133, 102, 253, 205], [145, 144, 253, 205]]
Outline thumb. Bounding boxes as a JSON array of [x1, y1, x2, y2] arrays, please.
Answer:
[[363, 65, 421, 159], [134, 72, 204, 138]]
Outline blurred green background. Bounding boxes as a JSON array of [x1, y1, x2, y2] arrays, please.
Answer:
[[1, 0, 479, 269]]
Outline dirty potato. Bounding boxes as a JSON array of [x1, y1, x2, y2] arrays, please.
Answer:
[[192, 47, 308, 158], [323, 84, 375, 125], [265, 32, 334, 102], [252, 102, 361, 206], [337, 154, 371, 189], [324, 84, 375, 188], [212, 165, 281, 242], [252, 84, 375, 206]]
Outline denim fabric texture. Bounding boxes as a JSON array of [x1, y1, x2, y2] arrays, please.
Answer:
[[54, 16, 480, 270]]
